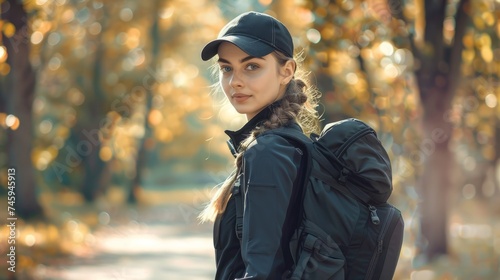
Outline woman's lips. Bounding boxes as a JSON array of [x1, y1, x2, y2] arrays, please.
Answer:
[[232, 94, 250, 102]]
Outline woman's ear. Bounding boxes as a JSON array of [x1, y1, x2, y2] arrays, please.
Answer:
[[281, 60, 296, 85]]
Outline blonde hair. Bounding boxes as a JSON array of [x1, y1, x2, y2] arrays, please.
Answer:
[[199, 51, 321, 222]]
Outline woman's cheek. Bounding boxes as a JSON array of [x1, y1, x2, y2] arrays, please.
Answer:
[[220, 80, 230, 96]]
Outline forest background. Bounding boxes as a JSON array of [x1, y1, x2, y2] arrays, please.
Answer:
[[0, 0, 499, 279]]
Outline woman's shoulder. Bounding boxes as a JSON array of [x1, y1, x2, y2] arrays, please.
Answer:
[[243, 127, 304, 171], [246, 125, 303, 155]]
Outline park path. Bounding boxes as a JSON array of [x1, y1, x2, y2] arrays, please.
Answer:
[[32, 203, 216, 280]]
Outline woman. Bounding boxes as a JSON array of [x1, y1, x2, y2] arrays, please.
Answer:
[[199, 11, 320, 279]]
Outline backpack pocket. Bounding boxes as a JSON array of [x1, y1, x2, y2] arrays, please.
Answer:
[[290, 231, 345, 280]]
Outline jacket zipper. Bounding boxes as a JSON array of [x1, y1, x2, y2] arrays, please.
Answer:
[[364, 207, 396, 280]]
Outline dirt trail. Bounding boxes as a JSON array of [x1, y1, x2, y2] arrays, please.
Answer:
[[32, 204, 216, 280]]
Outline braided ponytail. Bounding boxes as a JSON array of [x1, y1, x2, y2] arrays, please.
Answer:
[[199, 51, 320, 222]]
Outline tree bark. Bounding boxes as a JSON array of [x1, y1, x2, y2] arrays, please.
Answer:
[[1, 0, 44, 219], [412, 0, 469, 260], [128, 1, 160, 203], [415, 102, 453, 259], [78, 5, 109, 202]]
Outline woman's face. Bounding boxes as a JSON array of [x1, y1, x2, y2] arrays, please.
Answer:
[[217, 42, 294, 120]]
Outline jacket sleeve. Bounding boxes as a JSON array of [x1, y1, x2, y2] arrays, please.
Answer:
[[236, 134, 302, 280]]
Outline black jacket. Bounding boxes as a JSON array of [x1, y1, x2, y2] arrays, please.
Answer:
[[214, 105, 304, 280]]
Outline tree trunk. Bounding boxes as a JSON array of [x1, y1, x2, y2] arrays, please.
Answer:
[[413, 0, 469, 261], [416, 99, 453, 259], [1, 0, 44, 219], [79, 125, 107, 202], [128, 1, 160, 203], [79, 6, 108, 202]]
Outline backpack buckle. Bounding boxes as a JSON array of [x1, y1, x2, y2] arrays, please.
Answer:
[[339, 168, 350, 184], [235, 223, 243, 239]]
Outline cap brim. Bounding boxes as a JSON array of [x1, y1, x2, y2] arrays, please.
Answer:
[[201, 35, 275, 61]]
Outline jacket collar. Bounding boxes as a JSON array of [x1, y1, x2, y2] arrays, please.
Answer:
[[225, 102, 279, 156]]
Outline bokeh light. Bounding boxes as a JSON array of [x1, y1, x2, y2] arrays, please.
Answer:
[[5, 114, 20, 130]]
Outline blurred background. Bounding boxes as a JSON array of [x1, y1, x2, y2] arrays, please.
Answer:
[[0, 0, 498, 279]]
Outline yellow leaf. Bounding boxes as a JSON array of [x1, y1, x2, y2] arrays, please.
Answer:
[[462, 33, 474, 48], [2, 22, 16, 38], [473, 15, 485, 30], [462, 49, 475, 63], [479, 34, 491, 47], [22, 0, 38, 12], [480, 47, 493, 63], [482, 12, 495, 27]]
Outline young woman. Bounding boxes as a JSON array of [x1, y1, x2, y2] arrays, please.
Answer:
[[199, 11, 320, 279]]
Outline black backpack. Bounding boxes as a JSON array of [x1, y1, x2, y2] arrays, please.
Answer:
[[253, 118, 404, 279]]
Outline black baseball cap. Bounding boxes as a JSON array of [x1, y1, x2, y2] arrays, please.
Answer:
[[201, 11, 294, 61]]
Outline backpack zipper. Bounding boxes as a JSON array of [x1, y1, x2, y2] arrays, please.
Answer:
[[336, 127, 374, 158], [335, 126, 378, 203], [364, 207, 396, 280], [369, 205, 380, 225]]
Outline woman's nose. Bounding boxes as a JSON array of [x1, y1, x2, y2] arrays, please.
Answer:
[[229, 71, 243, 88]]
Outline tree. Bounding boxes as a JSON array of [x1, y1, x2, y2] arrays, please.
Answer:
[[77, 4, 110, 202], [1, 0, 44, 218], [129, 0, 160, 203], [406, 0, 470, 260]]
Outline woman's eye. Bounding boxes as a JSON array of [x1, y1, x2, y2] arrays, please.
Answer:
[[246, 64, 259, 71], [220, 66, 232, 73]]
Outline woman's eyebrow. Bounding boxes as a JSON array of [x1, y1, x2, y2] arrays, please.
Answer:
[[217, 58, 231, 64], [217, 56, 265, 64], [240, 56, 265, 63]]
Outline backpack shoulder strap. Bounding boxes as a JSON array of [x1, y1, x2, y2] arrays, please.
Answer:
[[233, 176, 244, 240], [264, 129, 313, 274]]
